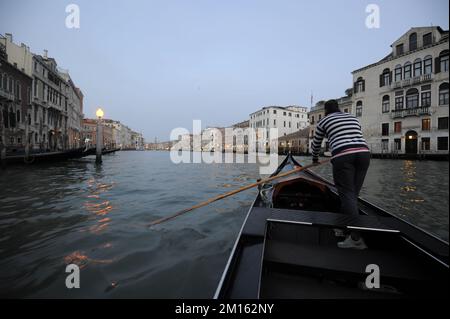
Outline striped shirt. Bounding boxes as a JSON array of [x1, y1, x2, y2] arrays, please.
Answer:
[[311, 112, 369, 160]]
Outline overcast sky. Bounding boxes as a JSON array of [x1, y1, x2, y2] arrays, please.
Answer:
[[1, 0, 448, 141]]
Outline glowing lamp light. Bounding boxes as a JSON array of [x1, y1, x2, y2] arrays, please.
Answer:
[[96, 108, 104, 119], [408, 135, 413, 139]]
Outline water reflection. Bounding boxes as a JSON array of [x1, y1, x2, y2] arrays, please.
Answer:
[[0, 152, 447, 298]]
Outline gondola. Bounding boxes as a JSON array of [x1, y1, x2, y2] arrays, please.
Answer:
[[214, 154, 449, 299]]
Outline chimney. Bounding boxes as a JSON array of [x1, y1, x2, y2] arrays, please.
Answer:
[[5, 33, 12, 43], [43, 49, 48, 58]]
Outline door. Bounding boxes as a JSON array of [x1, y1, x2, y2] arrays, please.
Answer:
[[405, 130, 418, 154]]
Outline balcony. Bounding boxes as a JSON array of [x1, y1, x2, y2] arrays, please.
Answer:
[[392, 74, 433, 89], [391, 106, 431, 119], [0, 87, 15, 101]]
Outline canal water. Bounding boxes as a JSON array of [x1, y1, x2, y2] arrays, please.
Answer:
[[0, 151, 448, 298]]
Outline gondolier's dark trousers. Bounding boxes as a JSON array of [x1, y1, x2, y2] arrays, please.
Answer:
[[331, 152, 370, 216]]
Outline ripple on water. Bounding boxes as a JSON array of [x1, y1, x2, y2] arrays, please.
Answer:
[[0, 152, 447, 298]]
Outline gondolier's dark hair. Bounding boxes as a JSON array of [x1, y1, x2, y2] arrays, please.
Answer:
[[324, 99, 340, 115]]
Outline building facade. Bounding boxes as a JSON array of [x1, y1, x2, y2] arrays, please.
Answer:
[[82, 118, 114, 149], [249, 105, 308, 150], [352, 26, 449, 156], [278, 127, 310, 155], [1, 33, 84, 152], [0, 42, 33, 155]]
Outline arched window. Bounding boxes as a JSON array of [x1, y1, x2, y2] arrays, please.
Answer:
[[413, 58, 422, 77], [439, 50, 449, 73], [16, 110, 21, 123], [406, 88, 419, 109], [382, 95, 390, 113], [354, 77, 365, 93], [394, 65, 402, 82], [380, 68, 391, 87], [409, 33, 417, 51], [404, 62, 412, 79], [424, 55, 433, 74], [356, 101, 363, 117], [439, 82, 449, 105]]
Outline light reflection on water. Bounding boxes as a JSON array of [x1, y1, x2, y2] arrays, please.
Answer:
[[0, 151, 448, 298]]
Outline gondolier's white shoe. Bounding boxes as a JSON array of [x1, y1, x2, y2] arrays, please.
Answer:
[[337, 235, 368, 250]]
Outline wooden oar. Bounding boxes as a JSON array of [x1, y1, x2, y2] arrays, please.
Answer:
[[148, 159, 330, 227]]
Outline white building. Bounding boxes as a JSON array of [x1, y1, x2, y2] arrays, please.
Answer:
[[352, 26, 449, 157], [249, 105, 308, 149]]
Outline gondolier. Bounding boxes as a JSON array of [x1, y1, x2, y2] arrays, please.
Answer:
[[311, 99, 370, 249]]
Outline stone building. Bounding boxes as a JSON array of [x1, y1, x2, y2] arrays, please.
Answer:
[[0, 42, 33, 155], [351, 26, 449, 157], [0, 33, 84, 152], [278, 127, 310, 155], [249, 105, 308, 153]]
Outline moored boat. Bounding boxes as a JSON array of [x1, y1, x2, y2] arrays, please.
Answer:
[[214, 154, 449, 299]]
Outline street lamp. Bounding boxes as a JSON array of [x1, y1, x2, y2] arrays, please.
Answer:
[[96, 108, 104, 164], [96, 108, 104, 119]]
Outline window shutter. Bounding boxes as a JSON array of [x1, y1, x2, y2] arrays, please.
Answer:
[[435, 57, 441, 73], [389, 71, 393, 84], [379, 74, 384, 87], [362, 81, 365, 92], [354, 82, 358, 93]]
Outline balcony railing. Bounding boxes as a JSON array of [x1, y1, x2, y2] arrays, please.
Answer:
[[0, 87, 15, 101], [390, 74, 433, 90], [391, 106, 431, 118]]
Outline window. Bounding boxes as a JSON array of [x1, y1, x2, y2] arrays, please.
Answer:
[[318, 114, 322, 120], [283, 121, 286, 127], [289, 122, 291, 128], [344, 108, 348, 113], [409, 33, 417, 51], [273, 119, 276, 125], [438, 117, 449, 130], [381, 139, 389, 151], [440, 50, 449, 73], [413, 59, 422, 77], [394, 65, 402, 82], [382, 123, 389, 136], [288, 112, 292, 117], [354, 77, 365, 93], [16, 110, 21, 123], [421, 137, 430, 151], [404, 62, 412, 79], [394, 138, 401, 151], [356, 101, 362, 117], [422, 118, 431, 131], [421, 91, 431, 107], [437, 137, 448, 150], [396, 44, 404, 55], [380, 68, 391, 87], [439, 83, 449, 105], [406, 88, 419, 108], [283, 112, 286, 116], [382, 95, 390, 113], [424, 56, 432, 74], [423, 32, 432, 46], [310, 116, 314, 124], [394, 121, 402, 133], [273, 110, 277, 114]]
